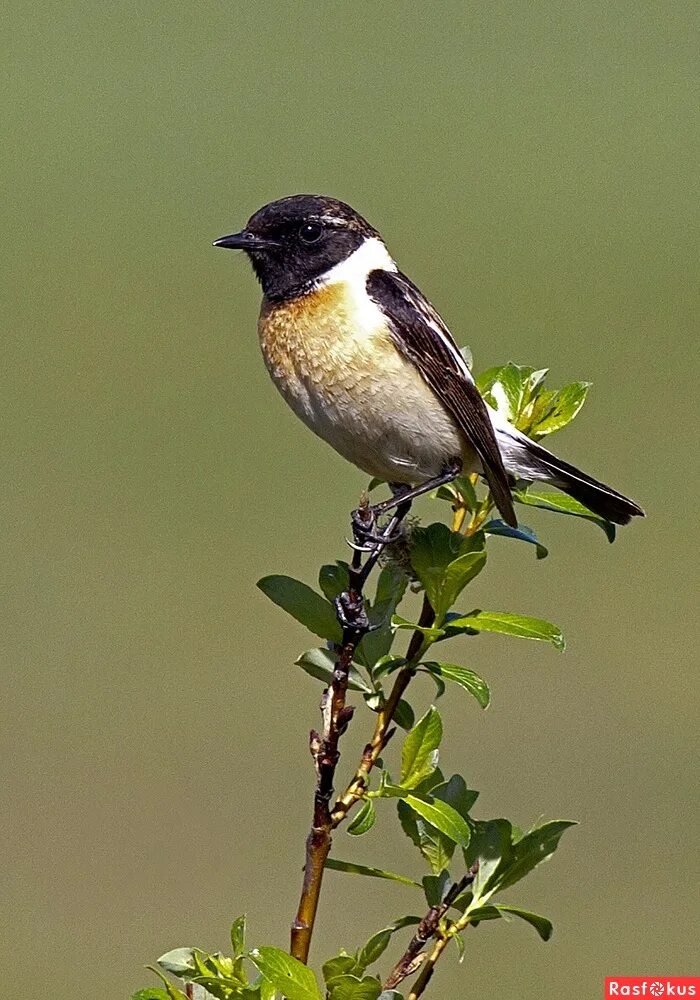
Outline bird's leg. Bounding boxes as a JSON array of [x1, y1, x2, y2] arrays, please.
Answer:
[[353, 496, 412, 589], [371, 460, 462, 519]]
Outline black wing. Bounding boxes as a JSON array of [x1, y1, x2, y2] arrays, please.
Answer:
[[367, 268, 517, 527]]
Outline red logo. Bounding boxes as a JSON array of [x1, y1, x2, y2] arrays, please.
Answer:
[[605, 979, 699, 998]]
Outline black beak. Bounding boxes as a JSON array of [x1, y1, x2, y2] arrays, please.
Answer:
[[213, 230, 281, 251]]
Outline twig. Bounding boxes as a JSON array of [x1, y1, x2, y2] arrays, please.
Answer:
[[290, 511, 374, 963], [331, 593, 435, 826], [383, 876, 471, 990], [291, 505, 436, 962]]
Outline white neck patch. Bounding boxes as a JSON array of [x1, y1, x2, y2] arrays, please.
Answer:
[[319, 236, 397, 288]]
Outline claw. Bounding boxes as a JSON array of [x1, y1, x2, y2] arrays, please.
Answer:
[[345, 536, 375, 553]]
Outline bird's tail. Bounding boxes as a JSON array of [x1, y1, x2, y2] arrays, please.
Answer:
[[494, 425, 645, 525]]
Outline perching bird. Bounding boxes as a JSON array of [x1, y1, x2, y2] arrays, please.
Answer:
[[214, 195, 643, 528]]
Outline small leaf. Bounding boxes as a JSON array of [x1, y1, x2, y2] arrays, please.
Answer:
[[444, 612, 565, 651], [400, 707, 443, 788], [157, 948, 196, 976], [466, 904, 502, 923], [319, 562, 350, 601], [464, 818, 514, 900], [393, 698, 415, 730], [404, 795, 471, 848], [355, 916, 422, 973], [421, 662, 490, 709], [488, 363, 527, 421], [422, 869, 452, 906], [359, 564, 408, 666], [495, 904, 553, 941], [325, 857, 421, 887], [398, 797, 455, 873], [409, 524, 487, 622], [513, 488, 616, 542], [146, 968, 189, 1000], [348, 799, 377, 836], [437, 550, 488, 621], [326, 975, 382, 1000], [432, 774, 479, 819], [391, 615, 445, 642], [230, 915, 246, 958], [257, 575, 341, 641], [490, 820, 576, 893], [295, 648, 373, 693], [531, 381, 590, 437], [372, 654, 406, 679], [249, 947, 323, 1000], [484, 519, 548, 559], [323, 954, 358, 984]]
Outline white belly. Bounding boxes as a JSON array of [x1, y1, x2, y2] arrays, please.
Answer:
[[257, 281, 473, 484]]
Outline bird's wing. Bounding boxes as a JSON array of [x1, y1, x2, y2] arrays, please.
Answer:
[[366, 268, 517, 527]]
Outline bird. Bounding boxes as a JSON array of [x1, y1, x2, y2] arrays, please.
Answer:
[[214, 194, 644, 530]]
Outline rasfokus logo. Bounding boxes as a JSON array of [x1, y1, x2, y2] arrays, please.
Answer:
[[605, 978, 699, 997]]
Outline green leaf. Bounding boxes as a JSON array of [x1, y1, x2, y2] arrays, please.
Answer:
[[132, 991, 171, 1000], [372, 654, 406, 679], [323, 954, 358, 985], [422, 869, 452, 906], [513, 488, 616, 542], [325, 857, 421, 887], [437, 550, 488, 621], [495, 904, 553, 941], [146, 967, 189, 1000], [359, 564, 408, 666], [464, 818, 514, 900], [295, 648, 373, 693], [404, 795, 471, 848], [400, 706, 443, 788], [409, 523, 486, 622], [249, 947, 323, 1000], [257, 575, 341, 641], [531, 381, 590, 437], [398, 797, 455, 873], [326, 975, 382, 1000], [355, 916, 422, 973], [356, 931, 391, 971], [348, 798, 377, 836], [391, 615, 445, 642], [444, 611, 565, 651], [421, 662, 490, 708], [393, 698, 415, 730], [483, 519, 548, 559], [432, 774, 479, 819], [434, 474, 478, 512], [466, 904, 502, 924], [158, 948, 197, 976], [490, 820, 576, 893], [487, 362, 528, 421], [230, 915, 246, 958], [319, 562, 350, 601]]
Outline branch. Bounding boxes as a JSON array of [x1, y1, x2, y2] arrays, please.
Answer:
[[331, 593, 435, 826], [290, 510, 375, 963], [383, 876, 471, 990]]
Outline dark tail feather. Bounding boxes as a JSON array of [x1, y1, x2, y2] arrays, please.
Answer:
[[521, 439, 645, 525]]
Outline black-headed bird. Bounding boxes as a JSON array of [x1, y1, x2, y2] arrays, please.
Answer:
[[214, 195, 643, 529]]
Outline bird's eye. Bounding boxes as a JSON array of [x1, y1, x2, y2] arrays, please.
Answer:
[[299, 222, 323, 245]]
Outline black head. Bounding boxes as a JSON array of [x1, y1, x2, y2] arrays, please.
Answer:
[[214, 195, 380, 300]]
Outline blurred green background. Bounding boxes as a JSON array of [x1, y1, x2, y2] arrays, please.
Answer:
[[2, 2, 698, 997]]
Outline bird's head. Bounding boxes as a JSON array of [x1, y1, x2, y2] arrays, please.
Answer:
[[214, 194, 382, 300]]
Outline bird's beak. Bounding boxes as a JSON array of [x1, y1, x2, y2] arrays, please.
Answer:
[[213, 230, 281, 251]]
